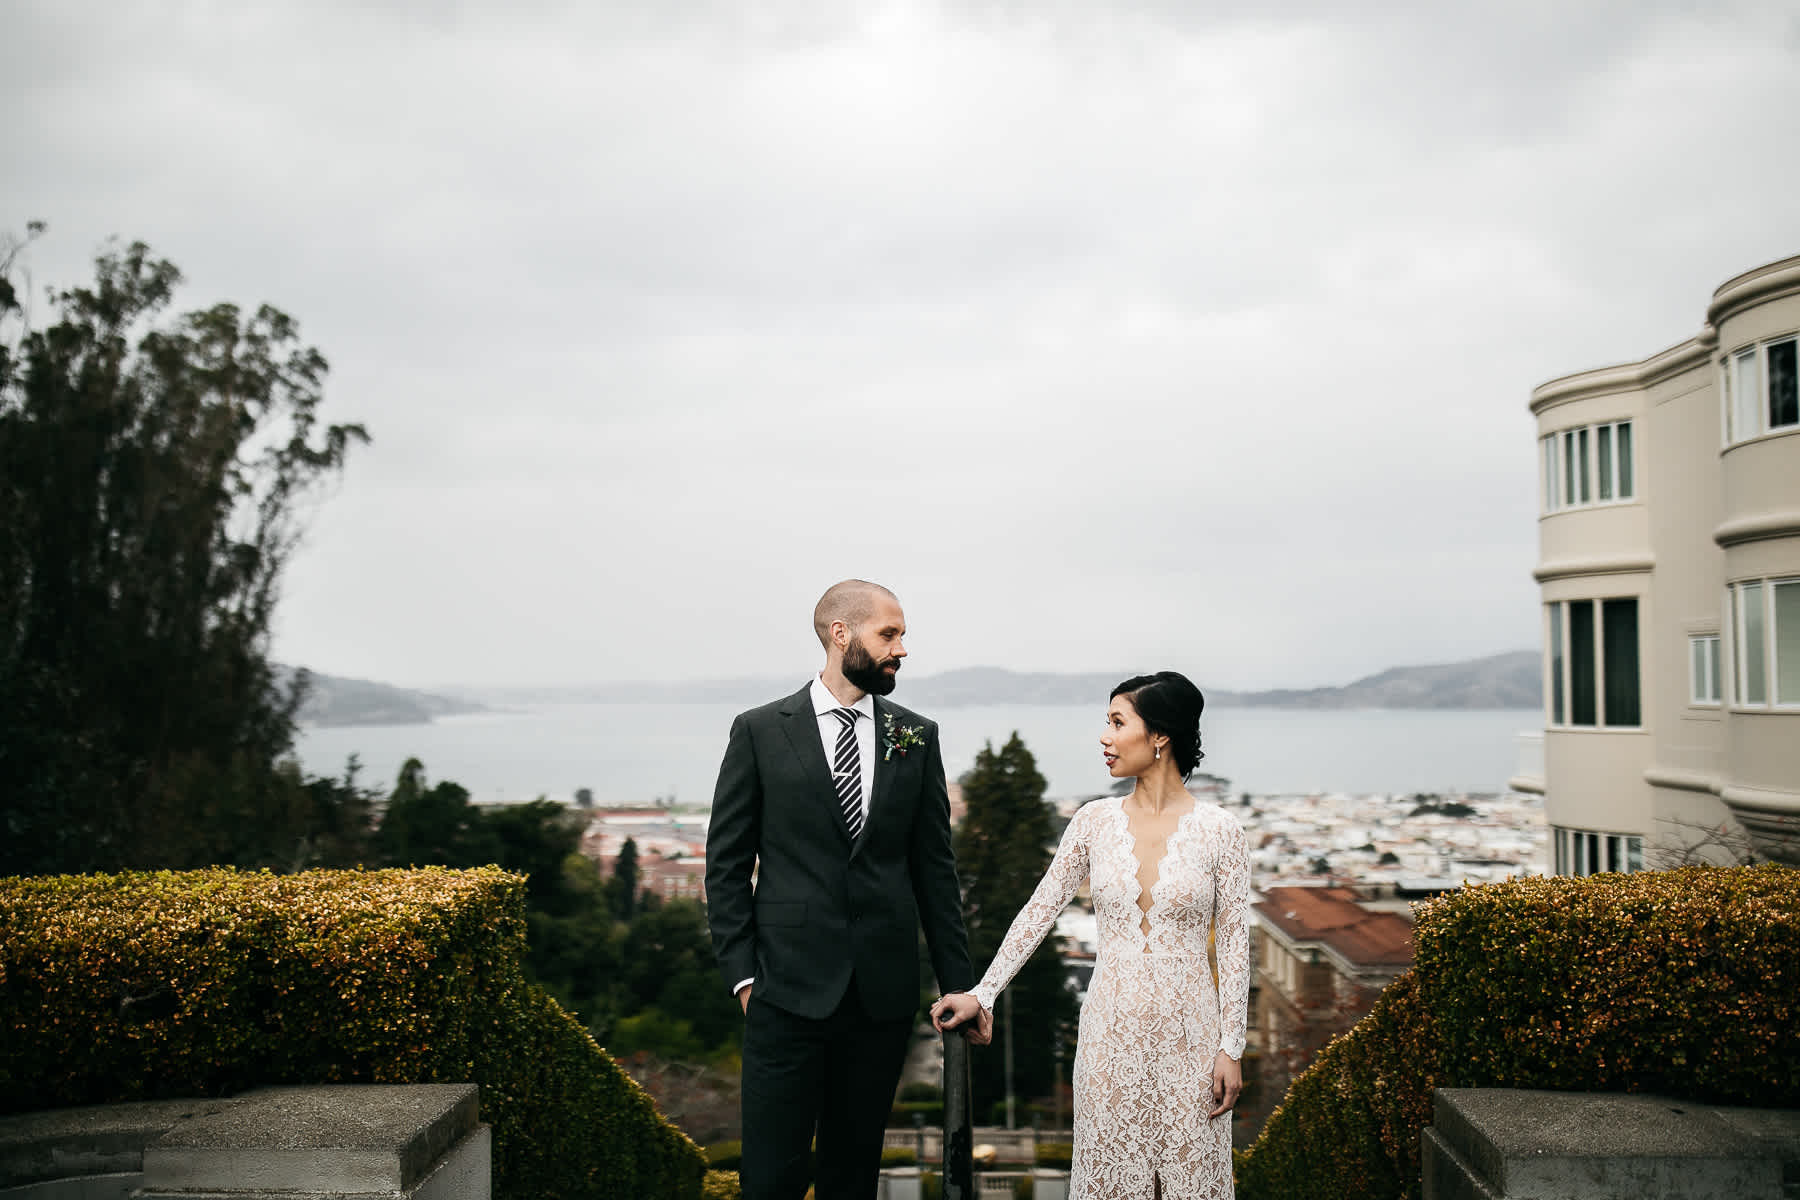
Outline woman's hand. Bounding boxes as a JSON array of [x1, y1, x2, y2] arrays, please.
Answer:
[[1209, 1051, 1242, 1118], [930, 993, 993, 1044]]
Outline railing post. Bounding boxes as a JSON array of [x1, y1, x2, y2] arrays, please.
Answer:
[[941, 1031, 975, 1200]]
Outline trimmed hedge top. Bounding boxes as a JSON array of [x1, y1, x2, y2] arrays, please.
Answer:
[[0, 867, 705, 1200], [1414, 863, 1800, 1104], [1237, 864, 1800, 1200], [2, 867, 521, 1103]]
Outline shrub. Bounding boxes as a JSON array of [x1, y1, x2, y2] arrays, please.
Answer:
[[985, 1100, 1054, 1128], [1233, 972, 1436, 1200], [1034, 1142, 1072, 1169], [0, 867, 706, 1200], [1236, 865, 1800, 1200], [899, 1080, 943, 1103], [1415, 866, 1800, 1102], [888, 1100, 943, 1126], [881, 1147, 918, 1166], [705, 1140, 743, 1170], [609, 1008, 706, 1060], [702, 1169, 740, 1199]]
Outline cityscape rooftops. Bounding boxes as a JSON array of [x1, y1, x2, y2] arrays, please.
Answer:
[[1254, 885, 1415, 969]]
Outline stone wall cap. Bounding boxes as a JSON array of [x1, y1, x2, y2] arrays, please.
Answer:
[[143, 1085, 478, 1194], [1434, 1087, 1800, 1161], [0, 1098, 234, 1187], [150, 1085, 476, 1153]]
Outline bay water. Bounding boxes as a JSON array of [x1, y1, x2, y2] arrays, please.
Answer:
[[293, 702, 1540, 807]]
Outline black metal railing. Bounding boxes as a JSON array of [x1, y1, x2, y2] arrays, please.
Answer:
[[941, 1030, 975, 1199]]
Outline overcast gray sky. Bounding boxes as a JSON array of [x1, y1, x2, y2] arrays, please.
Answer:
[[8, 1, 1799, 691]]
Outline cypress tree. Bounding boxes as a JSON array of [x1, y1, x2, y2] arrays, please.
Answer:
[[955, 733, 1079, 1125], [612, 836, 640, 920]]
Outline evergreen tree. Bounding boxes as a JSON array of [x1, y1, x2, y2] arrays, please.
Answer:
[[955, 733, 1079, 1124], [525, 852, 624, 1033], [288, 754, 378, 870], [618, 897, 739, 1054], [0, 231, 366, 874], [483, 797, 586, 915], [373, 758, 496, 868], [611, 836, 640, 920]]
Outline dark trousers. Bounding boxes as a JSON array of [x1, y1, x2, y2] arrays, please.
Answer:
[[740, 981, 913, 1200]]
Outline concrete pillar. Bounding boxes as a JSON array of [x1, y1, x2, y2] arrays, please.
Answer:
[[1422, 1088, 1800, 1200], [0, 1086, 488, 1200]]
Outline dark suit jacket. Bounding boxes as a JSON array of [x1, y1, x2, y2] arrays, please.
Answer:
[[705, 683, 973, 1022]]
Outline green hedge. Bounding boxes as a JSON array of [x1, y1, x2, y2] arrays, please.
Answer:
[[1237, 864, 1800, 1200], [888, 1100, 943, 1126], [0, 867, 705, 1200]]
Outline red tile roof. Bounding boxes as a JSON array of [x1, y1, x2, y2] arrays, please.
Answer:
[[1254, 886, 1414, 967]]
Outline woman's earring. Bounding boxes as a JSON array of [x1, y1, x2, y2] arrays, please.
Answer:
[[1154, 745, 1161, 761]]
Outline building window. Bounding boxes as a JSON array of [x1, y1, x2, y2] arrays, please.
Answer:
[[1730, 578, 1800, 707], [1553, 826, 1643, 876], [1546, 597, 1640, 727], [1548, 604, 1565, 723], [1541, 420, 1634, 512], [1689, 634, 1721, 706], [1724, 335, 1800, 444]]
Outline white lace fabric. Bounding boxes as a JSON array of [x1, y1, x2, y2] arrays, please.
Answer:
[[969, 797, 1252, 1199]]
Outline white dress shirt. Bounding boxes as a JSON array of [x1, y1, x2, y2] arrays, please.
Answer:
[[733, 677, 879, 998], [809, 675, 876, 819]]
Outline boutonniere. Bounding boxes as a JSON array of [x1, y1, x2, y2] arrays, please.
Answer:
[[882, 713, 928, 761]]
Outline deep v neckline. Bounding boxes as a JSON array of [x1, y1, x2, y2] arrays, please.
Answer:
[[1115, 797, 1197, 943]]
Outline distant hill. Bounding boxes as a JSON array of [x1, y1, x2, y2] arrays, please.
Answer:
[[1213, 651, 1541, 710], [287, 669, 487, 727], [901, 652, 1540, 710], [442, 651, 1541, 712]]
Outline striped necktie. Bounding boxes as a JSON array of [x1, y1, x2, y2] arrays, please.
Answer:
[[829, 707, 865, 839]]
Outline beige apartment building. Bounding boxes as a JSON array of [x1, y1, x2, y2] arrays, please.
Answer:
[[1512, 252, 1800, 872]]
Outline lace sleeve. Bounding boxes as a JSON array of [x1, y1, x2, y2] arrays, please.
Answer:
[[969, 806, 1091, 1012], [1214, 815, 1252, 1059]]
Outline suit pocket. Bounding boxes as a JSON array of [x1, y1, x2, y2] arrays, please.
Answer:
[[756, 900, 805, 927]]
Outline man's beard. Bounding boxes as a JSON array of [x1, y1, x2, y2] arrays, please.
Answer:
[[843, 639, 900, 696]]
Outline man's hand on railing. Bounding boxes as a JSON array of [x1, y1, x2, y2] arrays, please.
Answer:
[[929, 993, 993, 1045]]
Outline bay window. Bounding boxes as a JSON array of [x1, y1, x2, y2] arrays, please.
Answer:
[[1541, 420, 1634, 512], [1724, 335, 1800, 444], [1553, 826, 1643, 876], [1731, 578, 1800, 706], [1546, 597, 1640, 727]]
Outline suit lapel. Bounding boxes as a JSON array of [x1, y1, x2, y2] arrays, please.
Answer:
[[856, 698, 902, 857], [777, 684, 854, 848]]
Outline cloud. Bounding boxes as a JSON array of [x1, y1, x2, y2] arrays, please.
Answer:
[[6, 0, 1797, 687]]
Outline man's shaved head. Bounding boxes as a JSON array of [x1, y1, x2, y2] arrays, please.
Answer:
[[813, 580, 898, 649]]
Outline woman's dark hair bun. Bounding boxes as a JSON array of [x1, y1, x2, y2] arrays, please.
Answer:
[[1110, 670, 1205, 776]]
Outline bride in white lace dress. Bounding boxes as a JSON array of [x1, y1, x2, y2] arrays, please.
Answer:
[[933, 672, 1251, 1200]]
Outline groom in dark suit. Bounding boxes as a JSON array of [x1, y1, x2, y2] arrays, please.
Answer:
[[706, 579, 981, 1200]]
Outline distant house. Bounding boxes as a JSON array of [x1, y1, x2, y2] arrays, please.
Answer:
[[1252, 885, 1413, 1020], [639, 855, 708, 903], [1516, 252, 1800, 871], [584, 808, 712, 903], [1244, 885, 1413, 1137]]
